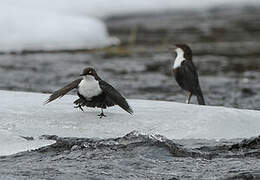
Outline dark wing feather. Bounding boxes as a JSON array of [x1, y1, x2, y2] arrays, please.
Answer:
[[44, 79, 82, 104], [180, 60, 205, 104], [99, 80, 133, 114], [179, 60, 200, 92]]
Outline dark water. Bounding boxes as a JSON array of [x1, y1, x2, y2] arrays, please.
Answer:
[[0, 6, 260, 179], [0, 132, 259, 180]]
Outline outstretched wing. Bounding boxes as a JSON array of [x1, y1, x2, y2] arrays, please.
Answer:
[[99, 80, 133, 114], [44, 79, 82, 104]]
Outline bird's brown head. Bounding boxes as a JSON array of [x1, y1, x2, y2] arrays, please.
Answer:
[[169, 43, 193, 60], [80, 67, 98, 78]]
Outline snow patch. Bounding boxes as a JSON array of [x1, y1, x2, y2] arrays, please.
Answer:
[[0, 2, 118, 52], [0, 90, 260, 155]]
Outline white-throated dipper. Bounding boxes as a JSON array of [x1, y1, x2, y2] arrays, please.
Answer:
[[170, 44, 205, 105], [45, 67, 133, 118]]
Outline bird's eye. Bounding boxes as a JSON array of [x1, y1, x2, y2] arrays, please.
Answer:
[[89, 70, 92, 73]]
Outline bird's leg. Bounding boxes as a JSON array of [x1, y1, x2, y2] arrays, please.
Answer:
[[74, 104, 84, 112], [98, 109, 106, 118], [74, 98, 86, 112], [185, 92, 192, 104]]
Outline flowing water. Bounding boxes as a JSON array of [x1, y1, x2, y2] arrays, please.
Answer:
[[0, 132, 259, 179]]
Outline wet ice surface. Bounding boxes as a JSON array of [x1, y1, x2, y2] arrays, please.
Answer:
[[1, 90, 260, 142], [0, 90, 260, 179], [1, 7, 260, 179]]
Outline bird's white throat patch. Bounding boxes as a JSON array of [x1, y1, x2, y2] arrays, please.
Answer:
[[78, 75, 102, 99], [173, 48, 185, 69]]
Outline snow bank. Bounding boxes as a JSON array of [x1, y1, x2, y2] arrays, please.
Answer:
[[1, 0, 259, 52], [1, 90, 260, 155], [0, 2, 118, 52]]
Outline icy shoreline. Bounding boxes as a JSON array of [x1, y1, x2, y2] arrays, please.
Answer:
[[1, 0, 259, 52], [1, 90, 260, 155]]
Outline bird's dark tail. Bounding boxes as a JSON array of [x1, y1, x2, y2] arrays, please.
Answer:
[[195, 86, 205, 105], [196, 94, 205, 105], [118, 99, 134, 115]]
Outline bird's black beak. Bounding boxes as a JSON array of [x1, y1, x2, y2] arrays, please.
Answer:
[[80, 73, 85, 76]]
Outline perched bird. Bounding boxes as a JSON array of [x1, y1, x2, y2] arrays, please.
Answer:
[[170, 44, 205, 105], [45, 67, 133, 118]]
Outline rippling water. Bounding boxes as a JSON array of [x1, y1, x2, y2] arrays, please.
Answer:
[[0, 6, 260, 179], [0, 132, 259, 179]]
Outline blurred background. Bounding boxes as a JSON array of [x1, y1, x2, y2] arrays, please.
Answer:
[[0, 0, 260, 110]]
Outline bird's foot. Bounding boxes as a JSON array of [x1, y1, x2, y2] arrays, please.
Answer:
[[185, 92, 192, 104], [97, 112, 106, 118], [74, 105, 84, 112]]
